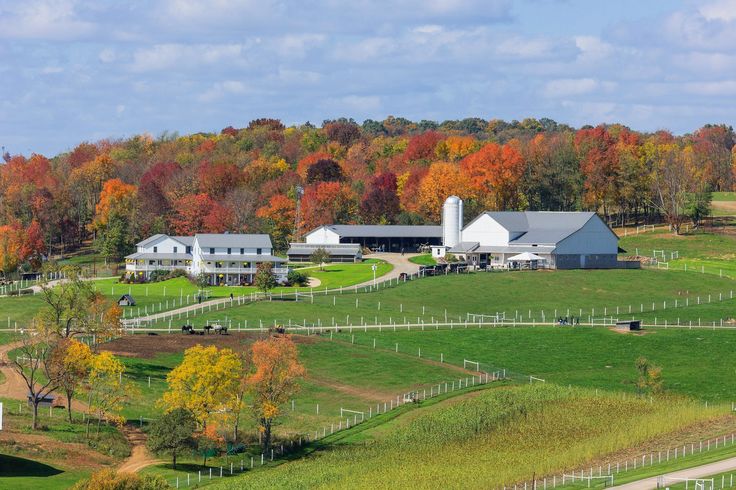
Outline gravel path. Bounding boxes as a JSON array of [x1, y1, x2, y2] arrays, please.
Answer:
[[611, 456, 736, 490]]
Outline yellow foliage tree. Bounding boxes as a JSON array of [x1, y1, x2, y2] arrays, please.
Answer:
[[245, 335, 306, 452], [160, 345, 243, 427], [435, 136, 478, 161], [49, 338, 93, 422], [85, 351, 128, 439]]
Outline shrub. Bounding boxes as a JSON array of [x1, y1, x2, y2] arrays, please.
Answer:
[[287, 269, 309, 287], [71, 469, 168, 490]]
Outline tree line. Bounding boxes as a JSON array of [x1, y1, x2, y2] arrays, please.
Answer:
[[0, 117, 733, 272]]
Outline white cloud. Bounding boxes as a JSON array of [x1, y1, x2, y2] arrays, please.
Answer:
[[698, 0, 736, 21], [544, 78, 617, 98], [0, 0, 96, 40], [198, 80, 250, 102], [99, 48, 116, 63], [131, 44, 246, 72]]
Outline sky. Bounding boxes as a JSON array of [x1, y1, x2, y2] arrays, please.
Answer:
[[2, 0, 736, 156]]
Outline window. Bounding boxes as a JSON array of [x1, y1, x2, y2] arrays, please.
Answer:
[[210, 248, 215, 254], [257, 248, 262, 255], [240, 248, 244, 254], [227, 248, 231, 254], [173, 246, 178, 253], [186, 246, 191, 254], [153, 246, 158, 253]]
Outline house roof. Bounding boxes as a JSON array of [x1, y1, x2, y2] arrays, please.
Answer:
[[287, 244, 361, 256], [135, 234, 193, 248], [135, 233, 167, 247], [311, 224, 442, 239], [195, 234, 273, 249], [172, 236, 194, 246], [448, 242, 480, 253], [125, 252, 191, 260]]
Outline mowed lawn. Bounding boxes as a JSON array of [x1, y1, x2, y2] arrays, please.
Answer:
[[0, 261, 393, 328], [329, 327, 736, 401], [146, 269, 736, 330]]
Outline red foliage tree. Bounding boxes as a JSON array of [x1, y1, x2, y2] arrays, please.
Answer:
[[171, 194, 235, 234], [404, 131, 444, 163], [361, 173, 400, 223], [300, 182, 358, 231]]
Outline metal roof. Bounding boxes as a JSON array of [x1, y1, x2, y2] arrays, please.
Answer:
[[463, 211, 605, 246], [195, 233, 273, 249], [314, 224, 442, 238], [287, 245, 361, 256], [125, 252, 192, 260], [135, 234, 167, 247], [200, 254, 286, 263], [172, 236, 194, 246], [448, 242, 480, 253]]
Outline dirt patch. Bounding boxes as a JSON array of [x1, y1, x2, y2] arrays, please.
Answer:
[[712, 201, 736, 214], [0, 340, 32, 401], [102, 332, 267, 358], [117, 426, 162, 473], [0, 430, 114, 471]]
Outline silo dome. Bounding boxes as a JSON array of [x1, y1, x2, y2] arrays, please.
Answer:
[[442, 196, 463, 248]]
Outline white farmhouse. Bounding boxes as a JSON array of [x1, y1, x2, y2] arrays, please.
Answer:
[[125, 233, 288, 285], [431, 197, 619, 269]]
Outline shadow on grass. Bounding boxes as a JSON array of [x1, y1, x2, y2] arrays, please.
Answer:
[[0, 454, 64, 477]]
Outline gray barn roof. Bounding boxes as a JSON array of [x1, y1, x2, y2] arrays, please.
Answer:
[[468, 211, 606, 246], [195, 234, 272, 249], [315, 224, 442, 238], [287, 243, 361, 256]]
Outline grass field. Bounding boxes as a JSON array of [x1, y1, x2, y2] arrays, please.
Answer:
[[143, 269, 736, 331], [327, 326, 736, 401], [0, 260, 393, 329], [206, 384, 733, 490], [408, 254, 437, 266]]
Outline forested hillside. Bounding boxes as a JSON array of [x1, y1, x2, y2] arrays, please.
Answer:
[[0, 117, 734, 271]]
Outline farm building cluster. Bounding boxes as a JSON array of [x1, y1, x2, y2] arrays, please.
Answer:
[[130, 197, 621, 278], [125, 233, 289, 285]]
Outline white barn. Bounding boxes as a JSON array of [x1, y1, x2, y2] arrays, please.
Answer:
[[432, 197, 619, 269], [125, 233, 288, 285]]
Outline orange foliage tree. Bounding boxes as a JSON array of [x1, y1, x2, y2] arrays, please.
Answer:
[[300, 182, 358, 231], [245, 335, 305, 452], [256, 194, 295, 251], [171, 193, 235, 234], [416, 162, 472, 220], [460, 141, 526, 210]]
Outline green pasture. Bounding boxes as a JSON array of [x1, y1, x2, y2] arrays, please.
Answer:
[[408, 254, 437, 266], [145, 269, 736, 331], [712, 192, 736, 202], [327, 327, 736, 401]]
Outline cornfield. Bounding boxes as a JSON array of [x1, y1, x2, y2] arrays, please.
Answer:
[[211, 384, 733, 490]]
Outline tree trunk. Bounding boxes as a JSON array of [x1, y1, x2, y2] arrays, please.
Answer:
[[66, 391, 73, 422], [173, 452, 177, 470], [261, 419, 272, 453], [32, 402, 39, 430]]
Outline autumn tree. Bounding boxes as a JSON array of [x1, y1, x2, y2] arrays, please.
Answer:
[[634, 356, 663, 396], [37, 265, 122, 339], [84, 351, 128, 439], [146, 408, 197, 469], [256, 194, 296, 252], [49, 338, 93, 422], [160, 345, 243, 427], [254, 262, 277, 294], [0, 222, 24, 276], [245, 335, 306, 452], [361, 173, 400, 223], [645, 141, 698, 234], [90, 178, 138, 262], [460, 141, 526, 210], [300, 182, 358, 231], [416, 162, 472, 220], [171, 193, 235, 234], [306, 159, 344, 184], [11, 330, 61, 430]]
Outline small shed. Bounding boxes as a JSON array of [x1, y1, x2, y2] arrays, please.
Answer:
[[28, 392, 55, 408], [117, 294, 136, 307], [615, 320, 641, 331]]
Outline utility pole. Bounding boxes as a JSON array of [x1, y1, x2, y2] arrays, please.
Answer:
[[294, 185, 304, 242]]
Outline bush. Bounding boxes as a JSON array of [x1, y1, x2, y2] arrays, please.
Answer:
[[19, 288, 33, 295], [287, 269, 309, 287], [71, 469, 168, 490]]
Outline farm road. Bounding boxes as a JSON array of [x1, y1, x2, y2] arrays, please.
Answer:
[[611, 455, 736, 490], [124, 253, 421, 325]]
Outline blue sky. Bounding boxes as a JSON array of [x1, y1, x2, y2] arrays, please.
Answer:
[[2, 0, 736, 156]]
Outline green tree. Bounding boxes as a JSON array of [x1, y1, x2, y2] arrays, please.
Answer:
[[146, 408, 197, 469], [684, 188, 712, 229], [635, 356, 663, 396], [254, 262, 277, 294], [309, 247, 330, 271], [94, 212, 134, 263]]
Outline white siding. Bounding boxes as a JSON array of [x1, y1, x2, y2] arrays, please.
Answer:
[[460, 214, 511, 246], [305, 227, 341, 245], [138, 236, 188, 254], [554, 216, 618, 255]]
